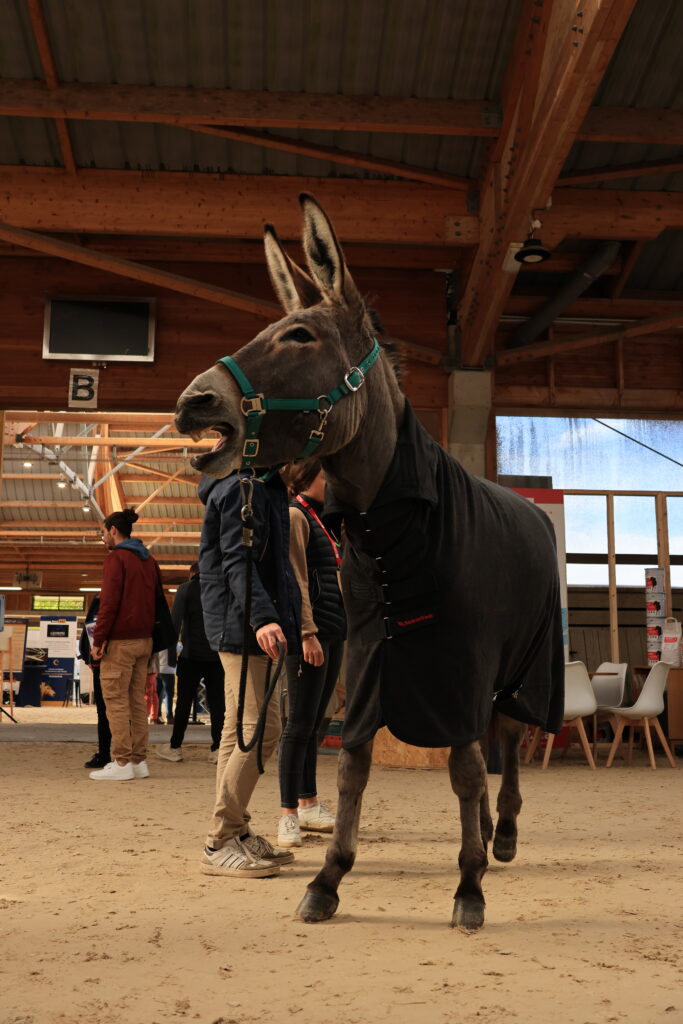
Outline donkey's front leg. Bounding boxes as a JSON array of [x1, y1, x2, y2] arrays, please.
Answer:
[[449, 741, 488, 930], [492, 713, 525, 863], [297, 739, 372, 923]]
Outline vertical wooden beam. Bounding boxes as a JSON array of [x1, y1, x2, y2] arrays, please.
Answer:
[[25, 0, 77, 173], [0, 411, 5, 502], [606, 493, 620, 662], [655, 492, 672, 618]]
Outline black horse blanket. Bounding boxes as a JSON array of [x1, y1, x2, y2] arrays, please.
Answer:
[[326, 401, 565, 750]]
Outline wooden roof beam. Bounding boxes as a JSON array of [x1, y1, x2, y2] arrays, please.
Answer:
[[0, 168, 474, 245], [187, 123, 474, 190], [0, 79, 501, 136], [2, 79, 683, 145], [0, 222, 280, 319], [459, 0, 639, 367], [24, 0, 76, 174], [497, 310, 683, 364], [558, 158, 683, 187]]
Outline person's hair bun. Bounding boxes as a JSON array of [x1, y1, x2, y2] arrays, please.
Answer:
[[122, 508, 139, 524]]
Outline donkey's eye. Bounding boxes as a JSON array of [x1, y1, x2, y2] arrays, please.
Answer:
[[281, 327, 315, 344]]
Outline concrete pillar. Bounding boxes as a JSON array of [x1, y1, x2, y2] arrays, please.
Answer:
[[447, 369, 493, 478]]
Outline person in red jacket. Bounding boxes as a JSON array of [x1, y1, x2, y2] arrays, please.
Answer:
[[90, 508, 161, 781]]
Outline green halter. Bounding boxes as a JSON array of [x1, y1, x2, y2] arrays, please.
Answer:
[[217, 337, 381, 475]]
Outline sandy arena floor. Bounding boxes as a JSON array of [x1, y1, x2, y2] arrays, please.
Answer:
[[1, 724, 682, 1024]]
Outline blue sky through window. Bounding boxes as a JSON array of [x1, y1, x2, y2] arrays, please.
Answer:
[[496, 417, 683, 586]]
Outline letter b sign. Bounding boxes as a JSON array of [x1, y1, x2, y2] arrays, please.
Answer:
[[68, 368, 99, 409]]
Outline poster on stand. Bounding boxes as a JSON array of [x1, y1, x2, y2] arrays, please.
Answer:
[[1, 619, 28, 685], [38, 616, 78, 701]]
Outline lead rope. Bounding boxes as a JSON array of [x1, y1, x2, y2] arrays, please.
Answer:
[[235, 471, 286, 774]]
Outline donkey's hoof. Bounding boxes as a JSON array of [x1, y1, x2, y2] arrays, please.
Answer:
[[492, 835, 517, 862], [297, 889, 339, 923], [451, 897, 485, 931]]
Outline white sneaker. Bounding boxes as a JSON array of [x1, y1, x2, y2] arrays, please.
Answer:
[[298, 802, 335, 832], [156, 744, 183, 762], [242, 829, 295, 866], [89, 760, 135, 781], [207, 749, 219, 764], [200, 837, 280, 878], [277, 813, 302, 848], [132, 760, 149, 779]]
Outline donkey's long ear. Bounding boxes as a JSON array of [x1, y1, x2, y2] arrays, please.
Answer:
[[264, 224, 322, 312], [299, 193, 362, 308]]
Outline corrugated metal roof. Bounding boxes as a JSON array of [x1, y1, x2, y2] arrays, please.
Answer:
[[0, 0, 520, 177]]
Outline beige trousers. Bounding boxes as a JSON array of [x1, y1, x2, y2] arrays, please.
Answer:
[[206, 652, 281, 848], [100, 637, 153, 764]]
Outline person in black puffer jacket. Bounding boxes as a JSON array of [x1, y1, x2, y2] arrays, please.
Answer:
[[277, 461, 347, 850], [196, 469, 301, 880]]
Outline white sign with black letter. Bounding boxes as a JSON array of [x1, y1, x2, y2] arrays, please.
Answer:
[[68, 368, 99, 408]]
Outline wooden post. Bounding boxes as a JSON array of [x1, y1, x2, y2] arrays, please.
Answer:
[[655, 493, 672, 617], [606, 493, 620, 662]]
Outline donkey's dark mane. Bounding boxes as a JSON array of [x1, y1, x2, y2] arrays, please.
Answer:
[[365, 302, 403, 382]]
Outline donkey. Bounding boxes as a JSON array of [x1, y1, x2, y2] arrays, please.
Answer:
[[174, 195, 564, 930]]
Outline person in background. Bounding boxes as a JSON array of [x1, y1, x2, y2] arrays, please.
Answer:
[[157, 647, 176, 724], [156, 563, 225, 764], [197, 469, 300, 878], [277, 462, 346, 849], [90, 508, 160, 781], [79, 595, 111, 770], [145, 652, 160, 724]]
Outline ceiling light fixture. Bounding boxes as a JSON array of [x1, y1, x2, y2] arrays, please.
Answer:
[[514, 234, 552, 264], [23, 460, 32, 468], [79, 587, 100, 592], [82, 505, 91, 513]]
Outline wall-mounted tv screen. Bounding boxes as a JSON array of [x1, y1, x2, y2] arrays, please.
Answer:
[[43, 297, 156, 362]]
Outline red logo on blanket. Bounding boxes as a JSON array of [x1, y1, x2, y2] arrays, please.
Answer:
[[395, 612, 435, 628]]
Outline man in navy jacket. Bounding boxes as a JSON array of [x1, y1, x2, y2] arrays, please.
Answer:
[[197, 470, 300, 879]]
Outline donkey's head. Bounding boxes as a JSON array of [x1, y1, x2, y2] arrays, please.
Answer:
[[174, 195, 393, 479]]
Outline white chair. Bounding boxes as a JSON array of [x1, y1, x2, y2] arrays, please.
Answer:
[[591, 661, 628, 754], [591, 662, 627, 707], [524, 661, 597, 769], [604, 662, 676, 770]]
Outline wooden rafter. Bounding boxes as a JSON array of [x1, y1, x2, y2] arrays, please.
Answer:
[[133, 468, 185, 515], [0, 168, 474, 245], [185, 123, 473, 190], [558, 158, 683, 187], [458, 0, 639, 367], [0, 79, 500, 135], [21, 435, 214, 450], [2, 78, 682, 145], [24, 0, 76, 174], [0, 222, 280, 319], [611, 241, 645, 300], [496, 310, 683, 365]]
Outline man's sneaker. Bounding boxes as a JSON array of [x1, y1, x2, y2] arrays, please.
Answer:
[[132, 760, 149, 779], [277, 813, 302, 848], [207, 749, 219, 764], [84, 752, 108, 769], [89, 761, 135, 781], [242, 829, 295, 866], [156, 744, 183, 762], [200, 837, 280, 878], [298, 802, 335, 832]]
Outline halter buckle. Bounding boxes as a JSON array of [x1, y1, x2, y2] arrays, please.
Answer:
[[344, 367, 365, 392], [243, 438, 260, 458], [240, 395, 265, 416]]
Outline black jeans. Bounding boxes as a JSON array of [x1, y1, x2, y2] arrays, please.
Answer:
[[92, 665, 111, 761], [170, 658, 225, 751], [279, 639, 344, 807]]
